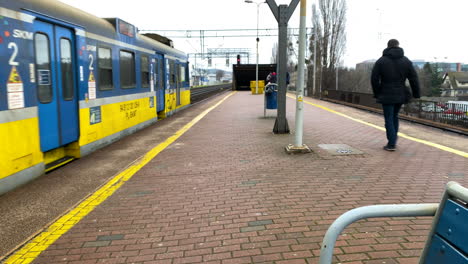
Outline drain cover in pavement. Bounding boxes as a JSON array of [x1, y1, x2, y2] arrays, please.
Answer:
[[318, 144, 364, 155]]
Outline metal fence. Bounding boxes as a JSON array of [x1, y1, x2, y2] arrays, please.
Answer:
[[324, 90, 381, 109], [324, 90, 468, 129], [403, 100, 468, 127]]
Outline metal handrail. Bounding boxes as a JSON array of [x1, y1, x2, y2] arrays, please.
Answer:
[[319, 181, 468, 264], [318, 204, 439, 264]]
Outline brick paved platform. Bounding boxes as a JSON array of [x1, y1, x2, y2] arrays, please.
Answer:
[[26, 92, 468, 263]]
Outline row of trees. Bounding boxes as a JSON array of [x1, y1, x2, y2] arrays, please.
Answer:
[[307, 0, 346, 96], [269, 0, 346, 94], [335, 63, 444, 97], [271, 0, 444, 98], [419, 63, 444, 96], [305, 0, 444, 98]]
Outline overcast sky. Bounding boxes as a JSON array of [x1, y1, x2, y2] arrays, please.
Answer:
[[59, 0, 468, 69]]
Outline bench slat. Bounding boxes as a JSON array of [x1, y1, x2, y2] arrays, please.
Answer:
[[435, 199, 468, 255], [425, 234, 468, 263]]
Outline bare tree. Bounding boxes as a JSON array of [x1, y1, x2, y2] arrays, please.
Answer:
[[339, 68, 372, 93], [216, 70, 225, 81], [286, 29, 298, 73], [271, 42, 278, 64], [271, 31, 295, 70], [307, 24, 322, 96], [309, 0, 347, 94]]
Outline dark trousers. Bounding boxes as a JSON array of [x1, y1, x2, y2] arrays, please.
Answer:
[[382, 104, 402, 147]]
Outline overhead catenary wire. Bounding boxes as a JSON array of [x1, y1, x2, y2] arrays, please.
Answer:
[[139, 27, 313, 38]]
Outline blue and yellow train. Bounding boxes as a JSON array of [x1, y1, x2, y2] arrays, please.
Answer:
[[0, 0, 190, 195]]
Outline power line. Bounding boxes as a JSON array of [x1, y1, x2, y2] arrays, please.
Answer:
[[139, 27, 313, 38]]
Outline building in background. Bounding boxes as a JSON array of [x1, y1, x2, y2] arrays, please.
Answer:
[[191, 68, 232, 86], [441, 72, 468, 97], [412, 60, 427, 69], [355, 60, 376, 72]]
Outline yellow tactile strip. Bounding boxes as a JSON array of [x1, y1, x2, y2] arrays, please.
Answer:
[[290, 94, 468, 159]]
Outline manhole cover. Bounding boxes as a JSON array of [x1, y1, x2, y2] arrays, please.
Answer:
[[318, 144, 364, 155], [336, 149, 353, 154]]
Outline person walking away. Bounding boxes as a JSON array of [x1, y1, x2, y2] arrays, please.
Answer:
[[371, 39, 420, 151]]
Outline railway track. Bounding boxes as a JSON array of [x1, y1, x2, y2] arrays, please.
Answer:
[[190, 83, 232, 103]]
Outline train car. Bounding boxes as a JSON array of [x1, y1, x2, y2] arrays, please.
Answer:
[[0, 0, 190, 195]]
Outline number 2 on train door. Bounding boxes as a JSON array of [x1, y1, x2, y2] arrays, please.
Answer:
[[34, 20, 79, 152]]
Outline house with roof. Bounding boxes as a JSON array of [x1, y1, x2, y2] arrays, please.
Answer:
[[440, 72, 468, 97]]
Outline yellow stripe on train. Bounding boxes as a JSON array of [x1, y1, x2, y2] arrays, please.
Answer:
[[79, 96, 158, 146], [0, 118, 42, 180], [0, 90, 190, 190], [161, 90, 190, 118]]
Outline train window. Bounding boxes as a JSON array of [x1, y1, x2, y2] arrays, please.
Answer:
[[118, 20, 135, 38], [169, 60, 175, 86], [180, 66, 186, 83], [34, 33, 52, 103], [60, 38, 74, 100], [184, 65, 189, 83], [141, 55, 149, 88], [119, 50, 136, 89], [98, 47, 113, 90], [156, 58, 163, 90], [176, 65, 181, 86], [154, 59, 159, 90]]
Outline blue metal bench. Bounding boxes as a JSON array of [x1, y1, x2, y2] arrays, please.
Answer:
[[319, 181, 468, 264]]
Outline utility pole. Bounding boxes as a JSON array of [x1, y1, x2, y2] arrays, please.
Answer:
[[200, 30, 204, 59], [245, 0, 266, 95], [266, 0, 300, 134], [336, 63, 338, 90], [313, 27, 316, 96], [286, 0, 311, 154]]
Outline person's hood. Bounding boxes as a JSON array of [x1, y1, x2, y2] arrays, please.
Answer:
[[382, 47, 404, 59]]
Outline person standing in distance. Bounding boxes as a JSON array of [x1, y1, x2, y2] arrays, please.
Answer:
[[371, 39, 420, 151], [266, 72, 277, 84]]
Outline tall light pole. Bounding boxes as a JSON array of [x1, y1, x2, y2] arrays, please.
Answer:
[[335, 62, 338, 90], [286, 0, 310, 154], [245, 0, 265, 94], [313, 27, 316, 96]]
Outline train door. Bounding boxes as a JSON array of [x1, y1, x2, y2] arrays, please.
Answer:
[[155, 54, 165, 112], [176, 63, 181, 106], [34, 20, 78, 152]]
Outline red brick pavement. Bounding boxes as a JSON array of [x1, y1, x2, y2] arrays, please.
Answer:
[[32, 92, 467, 264]]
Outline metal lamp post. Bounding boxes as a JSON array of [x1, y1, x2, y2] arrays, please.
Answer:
[[245, 0, 265, 95], [286, 0, 311, 153]]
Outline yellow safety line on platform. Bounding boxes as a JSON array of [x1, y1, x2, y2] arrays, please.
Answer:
[[4, 92, 236, 264], [288, 95, 468, 159]]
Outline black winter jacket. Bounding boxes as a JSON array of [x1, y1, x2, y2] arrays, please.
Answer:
[[371, 47, 420, 104]]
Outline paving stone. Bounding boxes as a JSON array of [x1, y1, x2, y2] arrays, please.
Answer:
[[248, 220, 273, 227], [27, 92, 468, 264], [83, 241, 110, 248], [240, 226, 265, 233], [97, 234, 124, 241]]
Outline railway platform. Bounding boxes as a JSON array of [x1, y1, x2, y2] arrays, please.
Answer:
[[2, 91, 468, 264]]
